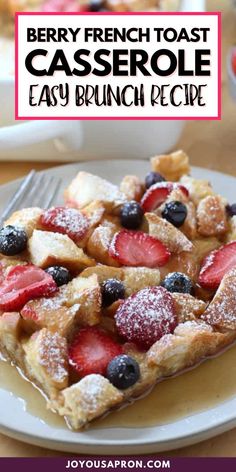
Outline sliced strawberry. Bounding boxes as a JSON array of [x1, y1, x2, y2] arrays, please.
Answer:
[[115, 286, 177, 349], [68, 327, 123, 377], [141, 182, 189, 213], [0, 265, 58, 311], [198, 242, 236, 290], [40, 206, 89, 243], [109, 230, 170, 268]]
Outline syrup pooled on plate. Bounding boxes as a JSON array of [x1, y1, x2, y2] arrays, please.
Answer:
[[96, 345, 236, 429], [0, 355, 65, 429], [1, 345, 236, 430]]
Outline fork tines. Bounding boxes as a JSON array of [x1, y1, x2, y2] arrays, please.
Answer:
[[0, 171, 61, 227]]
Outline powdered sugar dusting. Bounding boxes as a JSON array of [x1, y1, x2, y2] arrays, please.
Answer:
[[38, 330, 68, 383], [41, 207, 89, 243], [98, 226, 115, 249], [202, 268, 236, 330], [197, 196, 228, 236], [146, 213, 193, 253], [115, 286, 177, 348], [199, 250, 216, 276], [79, 374, 105, 410]]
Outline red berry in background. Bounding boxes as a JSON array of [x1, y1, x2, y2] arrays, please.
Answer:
[[115, 286, 177, 349]]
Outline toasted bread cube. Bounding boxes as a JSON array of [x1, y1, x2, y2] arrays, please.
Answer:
[[82, 201, 105, 228], [64, 171, 125, 211], [0, 312, 24, 366], [23, 328, 68, 398], [75, 201, 106, 249], [172, 293, 206, 323], [4, 207, 42, 237], [197, 195, 228, 237], [201, 268, 236, 332], [65, 274, 101, 326], [22, 274, 101, 334], [159, 250, 199, 283], [86, 225, 120, 267], [123, 267, 160, 296], [28, 230, 95, 272], [81, 265, 123, 284], [181, 201, 198, 240], [180, 175, 214, 205], [151, 150, 190, 182], [120, 175, 144, 202], [146, 213, 193, 253], [81, 265, 161, 298], [54, 374, 123, 429], [21, 295, 80, 337], [147, 320, 231, 375]]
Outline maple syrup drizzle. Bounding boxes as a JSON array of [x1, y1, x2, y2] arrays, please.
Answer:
[[1, 344, 236, 431]]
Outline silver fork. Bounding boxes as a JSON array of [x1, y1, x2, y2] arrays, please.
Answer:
[[0, 170, 62, 227]]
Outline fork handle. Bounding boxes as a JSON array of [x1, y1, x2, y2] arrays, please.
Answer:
[[0, 120, 83, 152]]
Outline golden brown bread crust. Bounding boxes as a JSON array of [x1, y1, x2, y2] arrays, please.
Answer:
[[64, 171, 126, 211], [147, 321, 234, 375], [21, 274, 102, 335], [4, 207, 42, 237], [197, 195, 229, 237], [201, 269, 236, 332], [23, 328, 68, 398], [120, 175, 145, 202], [151, 150, 190, 182], [28, 230, 95, 272], [145, 212, 193, 253]]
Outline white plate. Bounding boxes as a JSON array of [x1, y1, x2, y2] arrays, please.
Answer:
[[0, 160, 236, 455]]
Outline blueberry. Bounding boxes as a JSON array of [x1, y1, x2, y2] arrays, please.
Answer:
[[226, 203, 236, 217], [102, 278, 125, 307], [89, 0, 105, 11], [162, 201, 187, 228], [120, 201, 144, 230], [106, 354, 140, 389], [161, 272, 194, 295], [145, 171, 166, 189], [0, 225, 28, 256], [45, 266, 71, 287]]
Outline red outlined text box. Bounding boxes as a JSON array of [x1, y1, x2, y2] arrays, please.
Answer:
[[15, 12, 221, 121]]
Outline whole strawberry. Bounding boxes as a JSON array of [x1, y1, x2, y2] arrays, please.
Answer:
[[115, 286, 177, 349]]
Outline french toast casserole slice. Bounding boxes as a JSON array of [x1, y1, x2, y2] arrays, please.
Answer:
[[1, 151, 236, 430]]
